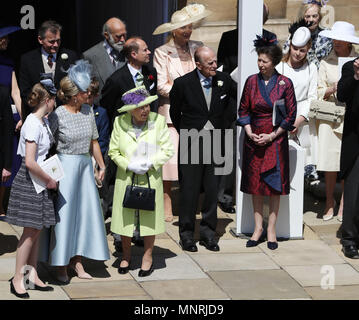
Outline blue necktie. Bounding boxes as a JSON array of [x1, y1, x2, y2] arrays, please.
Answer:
[[203, 78, 211, 96]]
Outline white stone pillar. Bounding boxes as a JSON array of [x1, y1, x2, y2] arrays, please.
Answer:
[[234, 0, 305, 239]]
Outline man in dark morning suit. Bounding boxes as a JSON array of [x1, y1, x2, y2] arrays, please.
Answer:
[[216, 3, 277, 214], [100, 37, 157, 250], [19, 20, 78, 120], [0, 85, 14, 220], [170, 46, 237, 252], [83, 17, 127, 104], [337, 57, 359, 259], [101, 36, 158, 125]]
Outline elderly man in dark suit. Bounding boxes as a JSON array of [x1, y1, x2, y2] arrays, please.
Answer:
[[170, 46, 236, 252], [0, 85, 13, 219], [83, 17, 127, 104], [337, 57, 359, 259], [100, 37, 157, 250], [19, 20, 78, 120], [101, 36, 157, 125]]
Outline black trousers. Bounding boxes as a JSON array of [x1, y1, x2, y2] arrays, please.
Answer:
[[178, 132, 220, 241], [341, 155, 359, 246]]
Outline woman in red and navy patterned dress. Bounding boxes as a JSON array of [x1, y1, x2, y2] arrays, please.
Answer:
[[237, 36, 297, 250]]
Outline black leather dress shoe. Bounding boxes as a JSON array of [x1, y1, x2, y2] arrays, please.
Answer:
[[199, 238, 220, 252], [218, 202, 236, 214], [179, 239, 198, 252], [343, 245, 359, 259], [138, 264, 154, 277]]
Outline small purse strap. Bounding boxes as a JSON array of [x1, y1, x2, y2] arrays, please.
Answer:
[[131, 172, 151, 189]]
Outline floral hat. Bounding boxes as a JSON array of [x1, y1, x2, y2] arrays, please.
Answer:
[[120, 86, 158, 113], [153, 3, 212, 35]]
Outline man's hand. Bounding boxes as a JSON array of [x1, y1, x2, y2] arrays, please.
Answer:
[[2, 169, 11, 183]]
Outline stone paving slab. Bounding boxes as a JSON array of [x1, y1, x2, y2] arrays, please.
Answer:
[[260, 240, 345, 266], [0, 280, 70, 300], [330, 245, 359, 271], [140, 279, 229, 300], [305, 285, 359, 300], [0, 221, 19, 235], [187, 239, 262, 254], [0, 257, 16, 281], [209, 270, 311, 300], [129, 254, 208, 282], [309, 224, 342, 246], [303, 211, 341, 227], [62, 280, 146, 299], [191, 253, 279, 272], [76, 295, 152, 300], [283, 264, 359, 287]]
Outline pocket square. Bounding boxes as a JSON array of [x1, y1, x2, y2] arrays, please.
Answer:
[[220, 94, 227, 100], [149, 83, 155, 90]]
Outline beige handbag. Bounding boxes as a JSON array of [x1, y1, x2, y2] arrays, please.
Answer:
[[308, 100, 346, 123]]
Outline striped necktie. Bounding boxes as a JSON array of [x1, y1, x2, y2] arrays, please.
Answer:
[[135, 72, 144, 87]]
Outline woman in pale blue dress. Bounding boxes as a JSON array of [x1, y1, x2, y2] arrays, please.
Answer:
[[40, 60, 110, 282]]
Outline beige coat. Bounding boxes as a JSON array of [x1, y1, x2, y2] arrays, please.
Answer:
[[153, 39, 203, 123]]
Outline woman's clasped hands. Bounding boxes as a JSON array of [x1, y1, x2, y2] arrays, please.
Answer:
[[249, 132, 273, 146], [127, 159, 153, 175]]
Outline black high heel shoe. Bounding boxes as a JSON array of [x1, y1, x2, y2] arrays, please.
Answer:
[[138, 264, 154, 277], [246, 230, 266, 247], [9, 278, 29, 299], [267, 241, 278, 250], [118, 261, 131, 274]]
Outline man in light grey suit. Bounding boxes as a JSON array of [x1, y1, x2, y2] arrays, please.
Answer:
[[83, 17, 127, 104]]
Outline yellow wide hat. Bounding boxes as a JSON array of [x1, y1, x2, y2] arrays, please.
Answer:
[[153, 3, 212, 35]]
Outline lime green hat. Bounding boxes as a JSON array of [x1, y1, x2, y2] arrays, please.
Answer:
[[119, 86, 158, 113]]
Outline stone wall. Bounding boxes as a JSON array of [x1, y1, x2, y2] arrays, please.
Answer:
[[188, 0, 359, 53]]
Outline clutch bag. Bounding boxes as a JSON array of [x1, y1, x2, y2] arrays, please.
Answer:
[[123, 173, 156, 211], [308, 100, 345, 123]]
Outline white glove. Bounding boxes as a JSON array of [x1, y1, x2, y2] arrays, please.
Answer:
[[127, 161, 148, 175]]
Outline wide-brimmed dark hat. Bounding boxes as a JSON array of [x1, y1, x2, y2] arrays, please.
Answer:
[[0, 26, 21, 38]]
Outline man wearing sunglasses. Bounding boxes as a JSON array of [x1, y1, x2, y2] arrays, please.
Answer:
[[19, 20, 78, 120]]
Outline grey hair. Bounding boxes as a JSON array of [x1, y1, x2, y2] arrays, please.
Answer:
[[38, 20, 62, 39]]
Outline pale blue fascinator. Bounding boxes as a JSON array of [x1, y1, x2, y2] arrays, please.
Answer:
[[67, 59, 93, 92]]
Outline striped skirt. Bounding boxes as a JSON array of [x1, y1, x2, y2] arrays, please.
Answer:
[[5, 159, 58, 230]]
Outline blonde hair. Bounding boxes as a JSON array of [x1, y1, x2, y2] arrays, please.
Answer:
[[57, 76, 80, 103], [27, 83, 52, 108], [299, 4, 322, 22]]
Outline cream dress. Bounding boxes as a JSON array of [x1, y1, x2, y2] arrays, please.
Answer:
[[316, 48, 357, 172], [276, 61, 318, 166]]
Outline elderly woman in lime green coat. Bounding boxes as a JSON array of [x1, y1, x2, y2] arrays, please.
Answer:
[[108, 86, 174, 277]]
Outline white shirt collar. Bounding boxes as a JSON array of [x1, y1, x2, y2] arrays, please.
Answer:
[[127, 63, 142, 77], [196, 69, 212, 83]]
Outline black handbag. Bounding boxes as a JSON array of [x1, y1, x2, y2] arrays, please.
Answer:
[[123, 173, 156, 211]]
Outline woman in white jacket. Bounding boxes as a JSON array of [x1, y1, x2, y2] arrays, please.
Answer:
[[276, 26, 318, 177]]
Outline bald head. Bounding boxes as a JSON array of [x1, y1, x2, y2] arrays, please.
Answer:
[[195, 46, 217, 78], [103, 17, 127, 51]]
